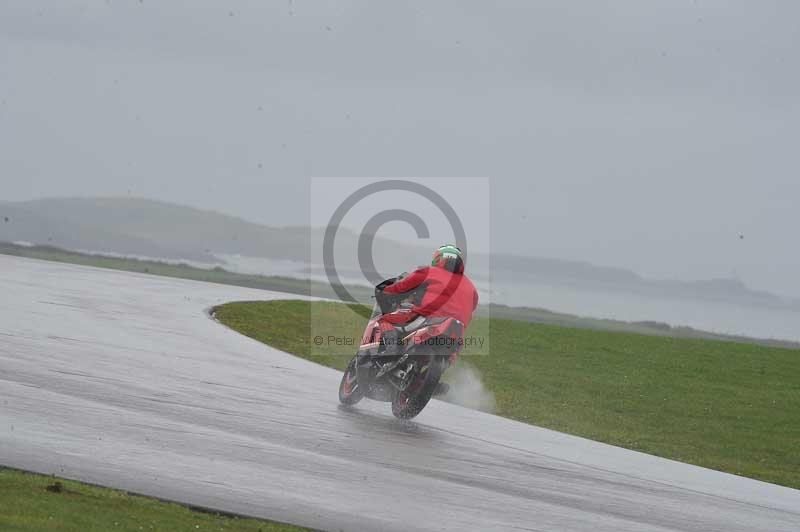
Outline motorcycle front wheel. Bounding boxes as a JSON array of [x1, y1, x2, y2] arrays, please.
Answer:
[[391, 355, 447, 420], [338, 356, 365, 405]]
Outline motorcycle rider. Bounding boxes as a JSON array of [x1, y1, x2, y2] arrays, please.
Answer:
[[377, 245, 479, 363]]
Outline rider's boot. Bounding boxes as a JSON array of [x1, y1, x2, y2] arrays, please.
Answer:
[[379, 328, 403, 356]]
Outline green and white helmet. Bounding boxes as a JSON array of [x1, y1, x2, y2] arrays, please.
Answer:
[[431, 244, 465, 274]]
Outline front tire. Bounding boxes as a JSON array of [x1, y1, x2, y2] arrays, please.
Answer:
[[339, 356, 365, 405], [391, 356, 446, 419]]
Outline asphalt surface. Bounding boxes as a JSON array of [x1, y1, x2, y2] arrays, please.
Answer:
[[1, 255, 798, 532]]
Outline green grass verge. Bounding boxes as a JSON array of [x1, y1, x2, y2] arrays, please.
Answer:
[[214, 299, 800, 490], [0, 468, 309, 532]]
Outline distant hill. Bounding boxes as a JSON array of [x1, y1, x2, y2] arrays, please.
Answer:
[[0, 197, 794, 310], [0, 197, 307, 262], [0, 197, 426, 268]]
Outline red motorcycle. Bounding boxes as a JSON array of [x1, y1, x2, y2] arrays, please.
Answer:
[[338, 277, 464, 419]]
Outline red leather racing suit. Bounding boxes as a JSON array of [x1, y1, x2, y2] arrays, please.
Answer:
[[381, 266, 479, 329]]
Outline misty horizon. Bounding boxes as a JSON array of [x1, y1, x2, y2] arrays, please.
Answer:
[[1, 194, 795, 306]]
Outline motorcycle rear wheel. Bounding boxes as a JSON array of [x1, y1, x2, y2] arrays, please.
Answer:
[[391, 356, 446, 420], [338, 356, 365, 405]]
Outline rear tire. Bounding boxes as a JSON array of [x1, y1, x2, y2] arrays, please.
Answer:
[[339, 356, 365, 405], [391, 356, 446, 420]]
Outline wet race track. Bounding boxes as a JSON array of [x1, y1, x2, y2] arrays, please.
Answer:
[[1, 255, 798, 531]]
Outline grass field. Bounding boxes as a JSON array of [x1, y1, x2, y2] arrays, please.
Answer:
[[0, 468, 308, 532], [214, 299, 800, 490]]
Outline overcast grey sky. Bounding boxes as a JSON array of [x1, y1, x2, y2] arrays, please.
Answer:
[[1, 1, 798, 296]]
